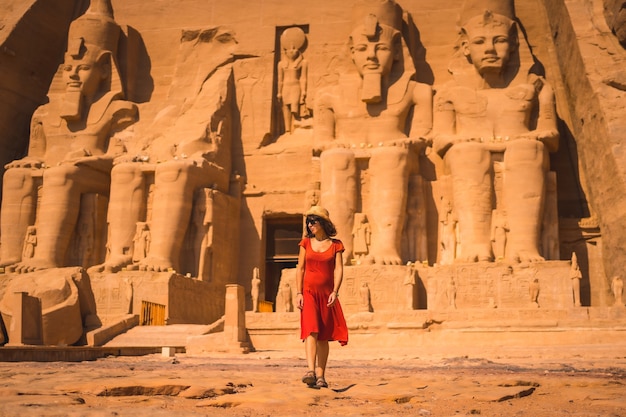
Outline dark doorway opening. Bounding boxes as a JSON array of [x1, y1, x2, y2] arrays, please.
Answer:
[[265, 216, 302, 310]]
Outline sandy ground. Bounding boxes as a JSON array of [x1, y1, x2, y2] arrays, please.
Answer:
[[0, 344, 624, 417]]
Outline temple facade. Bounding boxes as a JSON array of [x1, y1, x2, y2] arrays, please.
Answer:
[[0, 0, 624, 348]]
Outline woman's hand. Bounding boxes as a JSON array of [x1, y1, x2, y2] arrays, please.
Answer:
[[327, 291, 338, 307], [296, 293, 304, 310]]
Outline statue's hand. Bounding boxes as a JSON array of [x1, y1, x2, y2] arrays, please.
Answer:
[[113, 154, 135, 165], [113, 153, 150, 165], [433, 134, 479, 155], [63, 154, 113, 172], [5, 157, 43, 169], [520, 129, 559, 152], [313, 139, 349, 154], [178, 139, 215, 161], [403, 136, 433, 149]]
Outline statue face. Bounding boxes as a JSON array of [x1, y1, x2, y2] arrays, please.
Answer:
[[350, 30, 396, 77], [62, 51, 106, 99], [462, 22, 512, 74], [284, 45, 300, 60]]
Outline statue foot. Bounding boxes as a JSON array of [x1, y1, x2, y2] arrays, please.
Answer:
[[0, 258, 20, 268], [508, 248, 545, 263], [458, 245, 493, 263], [89, 255, 132, 273], [373, 252, 402, 265], [11, 259, 58, 274], [138, 256, 176, 273]]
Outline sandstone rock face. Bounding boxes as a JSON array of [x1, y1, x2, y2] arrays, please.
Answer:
[[0, 0, 623, 346]]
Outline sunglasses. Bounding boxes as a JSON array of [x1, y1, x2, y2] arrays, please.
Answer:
[[306, 217, 321, 226]]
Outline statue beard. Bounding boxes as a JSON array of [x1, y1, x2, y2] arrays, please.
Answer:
[[61, 89, 84, 121], [361, 73, 382, 103]]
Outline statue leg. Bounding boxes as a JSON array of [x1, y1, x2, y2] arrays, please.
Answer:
[[503, 140, 548, 262], [445, 142, 493, 262], [17, 165, 110, 272], [368, 146, 409, 265], [320, 148, 356, 264], [140, 160, 225, 272], [0, 168, 38, 266], [94, 163, 147, 272], [282, 103, 293, 134]]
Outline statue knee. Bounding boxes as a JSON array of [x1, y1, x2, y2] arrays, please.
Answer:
[[3, 169, 33, 191], [505, 140, 547, 167], [155, 160, 188, 183], [446, 142, 490, 175], [43, 165, 77, 187], [370, 146, 408, 171], [111, 163, 143, 184], [320, 148, 355, 172]]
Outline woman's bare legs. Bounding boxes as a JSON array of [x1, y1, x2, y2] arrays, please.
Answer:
[[316, 340, 329, 378], [305, 333, 318, 372], [304, 333, 330, 387]]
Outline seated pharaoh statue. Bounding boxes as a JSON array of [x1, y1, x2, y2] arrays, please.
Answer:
[[0, 0, 138, 272], [314, 0, 433, 265], [92, 27, 238, 275], [433, 0, 559, 263]]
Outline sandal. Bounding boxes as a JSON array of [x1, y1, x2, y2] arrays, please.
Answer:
[[316, 376, 328, 388], [302, 370, 316, 386]]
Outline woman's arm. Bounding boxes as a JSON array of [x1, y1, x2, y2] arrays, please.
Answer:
[[295, 245, 306, 310], [327, 251, 344, 307]]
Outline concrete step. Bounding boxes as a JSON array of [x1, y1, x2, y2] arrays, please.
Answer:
[[104, 324, 214, 348]]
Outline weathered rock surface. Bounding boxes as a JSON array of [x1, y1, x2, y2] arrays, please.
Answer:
[[0, 345, 624, 416]]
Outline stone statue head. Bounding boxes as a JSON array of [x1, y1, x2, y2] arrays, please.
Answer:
[[455, 0, 520, 85], [460, 11, 518, 77], [280, 27, 306, 61], [349, 0, 404, 102], [61, 0, 123, 120]]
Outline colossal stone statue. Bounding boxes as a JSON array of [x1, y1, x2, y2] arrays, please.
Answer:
[[0, 0, 138, 272], [314, 0, 432, 265], [95, 27, 238, 275], [433, 0, 559, 263]]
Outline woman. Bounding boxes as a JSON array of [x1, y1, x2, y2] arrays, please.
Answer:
[[296, 205, 348, 388]]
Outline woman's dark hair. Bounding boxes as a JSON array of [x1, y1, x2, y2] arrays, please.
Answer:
[[305, 215, 337, 238]]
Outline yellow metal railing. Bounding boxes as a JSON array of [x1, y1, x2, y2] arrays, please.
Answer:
[[140, 301, 166, 326]]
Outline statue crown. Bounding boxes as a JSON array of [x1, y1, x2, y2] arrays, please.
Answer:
[[457, 0, 515, 28], [67, 0, 120, 57], [352, 0, 403, 35]]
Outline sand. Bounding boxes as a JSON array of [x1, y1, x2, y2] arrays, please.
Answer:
[[0, 344, 624, 417]]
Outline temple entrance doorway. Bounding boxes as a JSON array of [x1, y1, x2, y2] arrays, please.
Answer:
[[264, 216, 302, 310]]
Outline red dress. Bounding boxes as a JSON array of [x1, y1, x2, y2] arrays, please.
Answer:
[[299, 237, 348, 345]]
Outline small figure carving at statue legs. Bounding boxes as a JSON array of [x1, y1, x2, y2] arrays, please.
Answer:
[[611, 276, 624, 307], [530, 278, 540, 308], [569, 252, 583, 307], [251, 267, 261, 313]]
